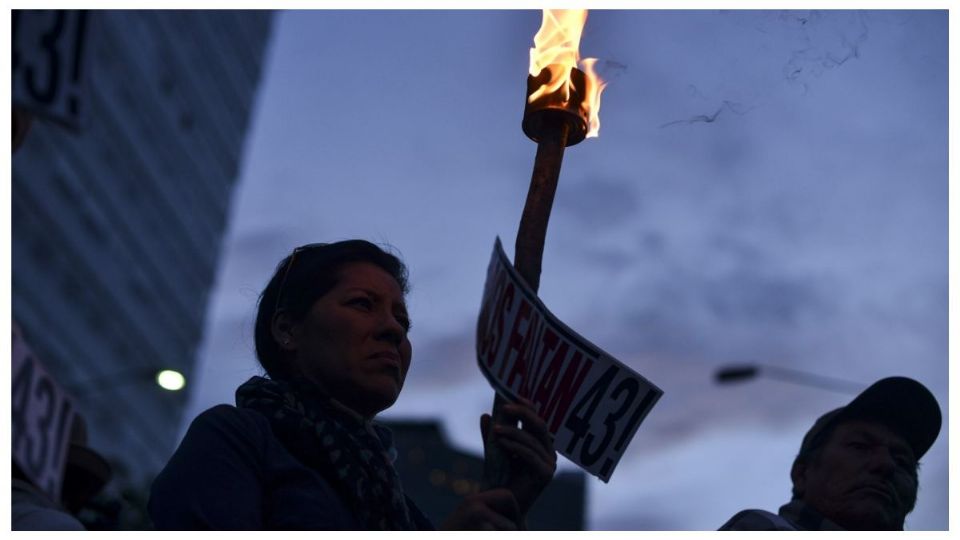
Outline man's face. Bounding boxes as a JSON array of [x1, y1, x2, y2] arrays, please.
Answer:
[[793, 419, 918, 530]]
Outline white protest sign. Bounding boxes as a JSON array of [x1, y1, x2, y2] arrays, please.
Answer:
[[12, 321, 77, 502], [476, 238, 663, 482], [12, 10, 91, 129]]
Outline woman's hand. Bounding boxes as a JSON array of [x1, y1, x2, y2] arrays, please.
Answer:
[[440, 489, 522, 530], [480, 398, 557, 516]]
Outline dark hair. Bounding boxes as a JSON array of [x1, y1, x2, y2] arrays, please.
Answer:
[[254, 240, 409, 380]]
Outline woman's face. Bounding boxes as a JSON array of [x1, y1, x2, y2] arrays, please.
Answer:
[[290, 261, 412, 417]]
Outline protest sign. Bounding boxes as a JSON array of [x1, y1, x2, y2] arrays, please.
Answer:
[[477, 238, 663, 482], [13, 10, 91, 129], [12, 322, 76, 501]]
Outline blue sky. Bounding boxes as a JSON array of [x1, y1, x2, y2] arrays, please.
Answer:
[[183, 10, 948, 530]]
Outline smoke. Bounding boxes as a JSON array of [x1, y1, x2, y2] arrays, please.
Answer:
[[779, 10, 871, 93], [660, 10, 872, 127], [660, 100, 753, 128]]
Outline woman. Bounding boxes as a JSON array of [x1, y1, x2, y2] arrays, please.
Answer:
[[149, 241, 556, 530]]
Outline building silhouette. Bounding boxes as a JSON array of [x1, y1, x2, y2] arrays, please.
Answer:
[[383, 419, 586, 530], [12, 10, 274, 526]]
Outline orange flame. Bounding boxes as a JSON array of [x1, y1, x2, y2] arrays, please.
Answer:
[[528, 9, 607, 138]]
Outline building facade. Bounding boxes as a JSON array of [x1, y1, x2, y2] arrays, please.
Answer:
[[11, 10, 274, 521]]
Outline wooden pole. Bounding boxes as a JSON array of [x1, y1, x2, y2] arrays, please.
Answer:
[[482, 116, 570, 490]]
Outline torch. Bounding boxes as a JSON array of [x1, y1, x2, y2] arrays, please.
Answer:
[[483, 9, 606, 491]]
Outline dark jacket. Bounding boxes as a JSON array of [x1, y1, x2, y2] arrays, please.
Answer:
[[719, 500, 844, 531], [149, 405, 432, 530]]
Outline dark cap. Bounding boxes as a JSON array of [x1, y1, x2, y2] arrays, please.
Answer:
[[797, 377, 941, 462]]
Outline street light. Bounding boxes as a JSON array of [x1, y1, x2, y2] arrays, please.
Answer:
[[66, 367, 188, 397], [155, 369, 186, 391], [715, 363, 862, 395]]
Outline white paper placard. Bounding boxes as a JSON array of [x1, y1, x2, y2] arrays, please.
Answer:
[[476, 238, 663, 482], [12, 10, 92, 129], [12, 321, 76, 501]]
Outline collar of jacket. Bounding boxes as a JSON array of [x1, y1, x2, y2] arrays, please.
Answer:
[[778, 500, 845, 530]]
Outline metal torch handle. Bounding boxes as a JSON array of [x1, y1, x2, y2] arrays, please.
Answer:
[[482, 118, 570, 490]]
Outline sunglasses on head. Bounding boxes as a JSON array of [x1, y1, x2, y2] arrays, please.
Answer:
[[273, 243, 328, 316]]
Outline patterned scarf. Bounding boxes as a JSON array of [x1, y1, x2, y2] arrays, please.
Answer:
[[235, 376, 415, 530]]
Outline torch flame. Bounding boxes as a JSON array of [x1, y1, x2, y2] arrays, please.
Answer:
[[528, 9, 607, 138]]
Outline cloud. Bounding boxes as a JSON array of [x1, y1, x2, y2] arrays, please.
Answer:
[[599, 232, 836, 359], [779, 10, 870, 91], [701, 270, 827, 326], [590, 422, 805, 530], [557, 177, 641, 230], [407, 324, 478, 385]]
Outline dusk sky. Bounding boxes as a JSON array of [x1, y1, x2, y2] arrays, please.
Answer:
[[180, 10, 948, 530]]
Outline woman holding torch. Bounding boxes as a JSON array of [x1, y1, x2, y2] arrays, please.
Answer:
[[148, 241, 556, 530]]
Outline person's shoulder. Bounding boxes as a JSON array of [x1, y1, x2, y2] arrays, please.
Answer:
[[150, 405, 272, 529], [12, 480, 86, 531], [12, 505, 86, 531], [192, 404, 268, 430], [184, 404, 274, 447], [719, 508, 797, 531]]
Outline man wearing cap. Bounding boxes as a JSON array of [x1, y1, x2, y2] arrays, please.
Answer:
[[719, 377, 941, 531], [12, 415, 111, 530]]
